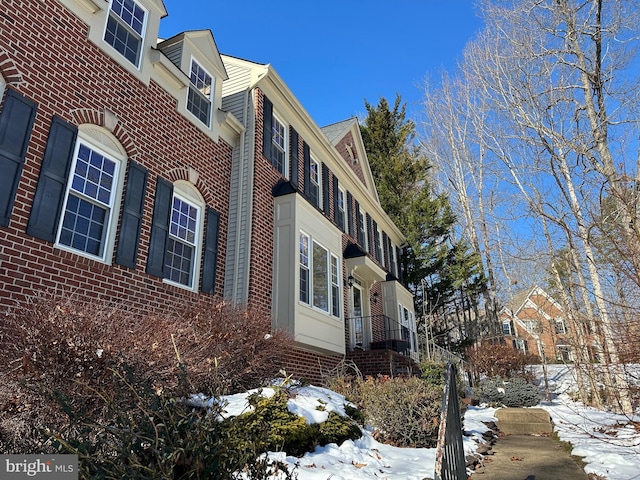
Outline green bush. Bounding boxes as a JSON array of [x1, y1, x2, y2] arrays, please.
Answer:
[[224, 389, 361, 457], [49, 366, 297, 479], [475, 376, 540, 407]]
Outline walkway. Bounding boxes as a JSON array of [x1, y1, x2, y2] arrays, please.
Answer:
[[473, 407, 589, 480]]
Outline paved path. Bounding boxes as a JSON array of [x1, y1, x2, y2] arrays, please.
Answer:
[[474, 434, 589, 480]]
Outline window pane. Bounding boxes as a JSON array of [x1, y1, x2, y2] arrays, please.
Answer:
[[299, 233, 309, 303], [166, 194, 199, 287], [312, 241, 329, 312], [105, 0, 145, 66], [59, 194, 106, 256]]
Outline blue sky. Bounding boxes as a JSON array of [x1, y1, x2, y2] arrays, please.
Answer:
[[158, 1, 484, 127]]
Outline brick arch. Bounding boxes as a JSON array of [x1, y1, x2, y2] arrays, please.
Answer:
[[165, 166, 215, 205], [70, 108, 140, 160], [0, 49, 23, 85]]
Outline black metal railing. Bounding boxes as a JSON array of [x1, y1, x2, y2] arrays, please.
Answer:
[[347, 315, 414, 355], [434, 362, 466, 480]]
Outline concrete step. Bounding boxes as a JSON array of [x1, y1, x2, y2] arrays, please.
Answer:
[[495, 407, 552, 435]]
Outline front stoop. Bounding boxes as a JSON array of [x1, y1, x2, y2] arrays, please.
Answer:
[[495, 407, 552, 435]]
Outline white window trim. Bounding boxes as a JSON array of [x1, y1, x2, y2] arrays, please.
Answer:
[[330, 254, 340, 318], [310, 156, 321, 207], [298, 230, 341, 318], [163, 181, 205, 292], [55, 131, 125, 263], [0, 73, 6, 102], [187, 57, 214, 128], [359, 210, 367, 251], [337, 186, 345, 229], [103, 0, 148, 69], [377, 227, 384, 266], [272, 111, 287, 176]]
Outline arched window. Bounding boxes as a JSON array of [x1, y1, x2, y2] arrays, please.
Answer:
[[164, 180, 205, 290], [0, 72, 6, 102], [55, 125, 126, 261]]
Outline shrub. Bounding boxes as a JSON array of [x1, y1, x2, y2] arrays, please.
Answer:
[[467, 343, 538, 381], [475, 376, 541, 407], [0, 292, 292, 454], [224, 389, 361, 457], [50, 366, 298, 479], [328, 375, 445, 448]]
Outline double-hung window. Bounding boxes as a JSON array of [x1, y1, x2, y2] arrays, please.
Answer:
[[336, 187, 345, 230], [165, 191, 201, 288], [376, 226, 384, 265], [187, 59, 213, 127], [272, 114, 286, 175], [299, 233, 310, 304], [330, 255, 340, 317], [104, 0, 147, 67], [299, 231, 340, 318], [358, 210, 367, 250], [309, 157, 320, 207], [58, 141, 121, 260]]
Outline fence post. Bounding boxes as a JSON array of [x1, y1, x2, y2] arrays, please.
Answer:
[[434, 362, 467, 480]]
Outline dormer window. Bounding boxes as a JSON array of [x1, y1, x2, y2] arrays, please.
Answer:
[[187, 59, 214, 127], [104, 0, 147, 67]]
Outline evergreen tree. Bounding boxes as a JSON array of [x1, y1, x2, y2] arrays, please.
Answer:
[[361, 95, 486, 347]]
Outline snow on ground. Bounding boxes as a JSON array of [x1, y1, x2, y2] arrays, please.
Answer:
[[209, 366, 640, 479]]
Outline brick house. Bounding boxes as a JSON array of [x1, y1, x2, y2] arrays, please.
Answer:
[[0, 0, 238, 310], [220, 56, 418, 381], [500, 286, 574, 362], [1, 0, 417, 384]]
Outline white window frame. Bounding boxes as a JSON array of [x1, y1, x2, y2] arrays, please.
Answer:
[[376, 226, 384, 266], [187, 58, 214, 128], [337, 186, 345, 230], [272, 112, 287, 176], [55, 132, 124, 263], [330, 254, 340, 318], [0, 73, 6, 102], [163, 181, 205, 291], [555, 318, 567, 335], [358, 210, 367, 251], [298, 230, 341, 318], [299, 231, 310, 304], [502, 320, 513, 335], [310, 156, 321, 207], [103, 0, 148, 68]]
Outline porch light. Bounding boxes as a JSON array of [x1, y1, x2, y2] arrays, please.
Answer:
[[347, 275, 354, 288], [371, 292, 379, 304]]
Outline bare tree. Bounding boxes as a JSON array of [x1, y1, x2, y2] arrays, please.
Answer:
[[422, 0, 640, 414]]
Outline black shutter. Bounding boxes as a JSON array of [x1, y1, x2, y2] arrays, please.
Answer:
[[372, 219, 379, 260], [262, 96, 273, 160], [303, 141, 310, 198], [26, 116, 77, 241], [115, 161, 147, 269], [0, 88, 37, 227], [366, 214, 373, 253], [333, 176, 342, 230], [146, 177, 173, 278], [382, 231, 389, 269], [355, 200, 362, 246], [201, 207, 220, 294], [322, 163, 330, 214], [290, 127, 299, 189], [346, 191, 354, 237], [396, 246, 404, 283]]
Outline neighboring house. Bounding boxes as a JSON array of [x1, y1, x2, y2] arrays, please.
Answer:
[[1, 0, 417, 384], [0, 1, 237, 311], [221, 56, 418, 380], [500, 286, 574, 362]]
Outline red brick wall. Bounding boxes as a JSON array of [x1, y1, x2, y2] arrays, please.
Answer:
[[0, 0, 232, 311], [282, 347, 343, 385]]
